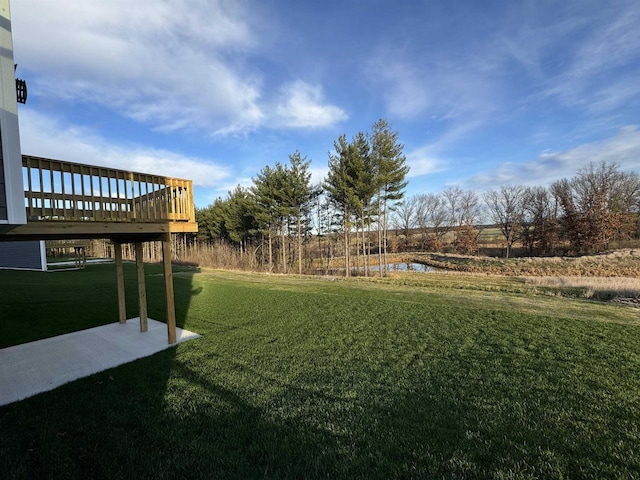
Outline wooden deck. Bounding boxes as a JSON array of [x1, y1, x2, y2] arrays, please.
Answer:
[[1, 155, 198, 242], [0, 155, 199, 343]]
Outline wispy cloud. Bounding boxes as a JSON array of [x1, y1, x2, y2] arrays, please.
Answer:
[[543, 3, 640, 112], [19, 109, 230, 187], [368, 1, 640, 185], [367, 49, 500, 125], [466, 125, 640, 189], [367, 57, 431, 120], [405, 146, 447, 178]]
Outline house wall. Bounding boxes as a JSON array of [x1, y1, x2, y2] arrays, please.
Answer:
[[0, 0, 25, 226], [0, 240, 46, 270]]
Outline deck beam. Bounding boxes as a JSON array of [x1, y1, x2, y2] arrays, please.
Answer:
[[135, 243, 148, 332], [114, 242, 126, 324], [162, 235, 177, 344]]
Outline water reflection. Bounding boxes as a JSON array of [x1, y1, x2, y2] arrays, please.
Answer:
[[320, 262, 437, 275], [369, 263, 435, 272]]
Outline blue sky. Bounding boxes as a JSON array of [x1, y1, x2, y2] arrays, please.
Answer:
[[12, 0, 640, 208]]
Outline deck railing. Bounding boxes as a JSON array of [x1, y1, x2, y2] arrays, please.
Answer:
[[22, 155, 195, 224]]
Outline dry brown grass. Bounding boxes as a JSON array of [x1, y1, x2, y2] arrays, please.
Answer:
[[410, 249, 640, 277], [175, 242, 264, 271]]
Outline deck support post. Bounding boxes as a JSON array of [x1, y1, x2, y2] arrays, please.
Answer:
[[162, 234, 177, 344], [114, 242, 126, 324], [135, 242, 148, 332]]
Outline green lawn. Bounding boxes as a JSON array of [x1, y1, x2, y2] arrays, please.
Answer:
[[1, 265, 639, 479]]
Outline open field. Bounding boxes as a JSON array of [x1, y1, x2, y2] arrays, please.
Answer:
[[1, 265, 639, 479]]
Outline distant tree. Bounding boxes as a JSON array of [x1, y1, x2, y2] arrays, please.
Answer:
[[415, 193, 449, 251], [392, 195, 418, 248], [252, 164, 283, 271], [484, 185, 526, 258], [428, 193, 450, 251], [223, 185, 258, 255], [615, 171, 640, 212], [610, 170, 640, 242], [196, 200, 227, 243], [459, 189, 483, 228], [310, 188, 337, 274], [444, 187, 482, 254], [551, 161, 635, 253], [522, 186, 558, 255], [350, 132, 377, 276], [442, 186, 463, 241], [414, 194, 430, 250]]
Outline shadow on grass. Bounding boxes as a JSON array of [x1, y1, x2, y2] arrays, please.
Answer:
[[0, 350, 344, 479]]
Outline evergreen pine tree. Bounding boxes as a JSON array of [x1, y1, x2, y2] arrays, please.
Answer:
[[370, 119, 409, 275]]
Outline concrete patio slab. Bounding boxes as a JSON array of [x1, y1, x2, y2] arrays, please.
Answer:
[[0, 318, 201, 406]]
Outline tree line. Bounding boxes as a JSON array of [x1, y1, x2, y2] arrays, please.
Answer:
[[196, 120, 640, 274], [393, 161, 640, 258]]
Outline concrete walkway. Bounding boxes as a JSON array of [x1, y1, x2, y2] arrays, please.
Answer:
[[0, 319, 200, 406]]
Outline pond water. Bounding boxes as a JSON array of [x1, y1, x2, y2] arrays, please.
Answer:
[[318, 262, 437, 275], [368, 263, 436, 273]]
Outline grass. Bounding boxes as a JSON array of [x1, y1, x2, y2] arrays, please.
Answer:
[[1, 265, 639, 479]]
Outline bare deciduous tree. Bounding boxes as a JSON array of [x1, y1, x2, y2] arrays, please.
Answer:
[[392, 196, 418, 248], [415, 193, 449, 251], [484, 185, 526, 258]]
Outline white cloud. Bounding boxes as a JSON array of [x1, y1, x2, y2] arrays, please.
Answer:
[[405, 146, 446, 178], [214, 177, 255, 197], [12, 0, 265, 135], [466, 125, 640, 189], [309, 165, 329, 186], [19, 109, 230, 187], [274, 81, 347, 129], [12, 2, 349, 136]]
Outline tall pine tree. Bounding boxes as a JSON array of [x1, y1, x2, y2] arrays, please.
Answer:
[[286, 151, 316, 274], [325, 135, 361, 276], [370, 119, 409, 275]]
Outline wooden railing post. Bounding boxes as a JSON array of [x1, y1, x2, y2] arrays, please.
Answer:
[[135, 242, 148, 332]]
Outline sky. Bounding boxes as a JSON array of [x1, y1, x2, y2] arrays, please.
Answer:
[[11, 0, 640, 208]]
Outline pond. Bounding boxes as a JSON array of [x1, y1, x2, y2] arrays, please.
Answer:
[[368, 262, 436, 273], [318, 262, 437, 275]]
